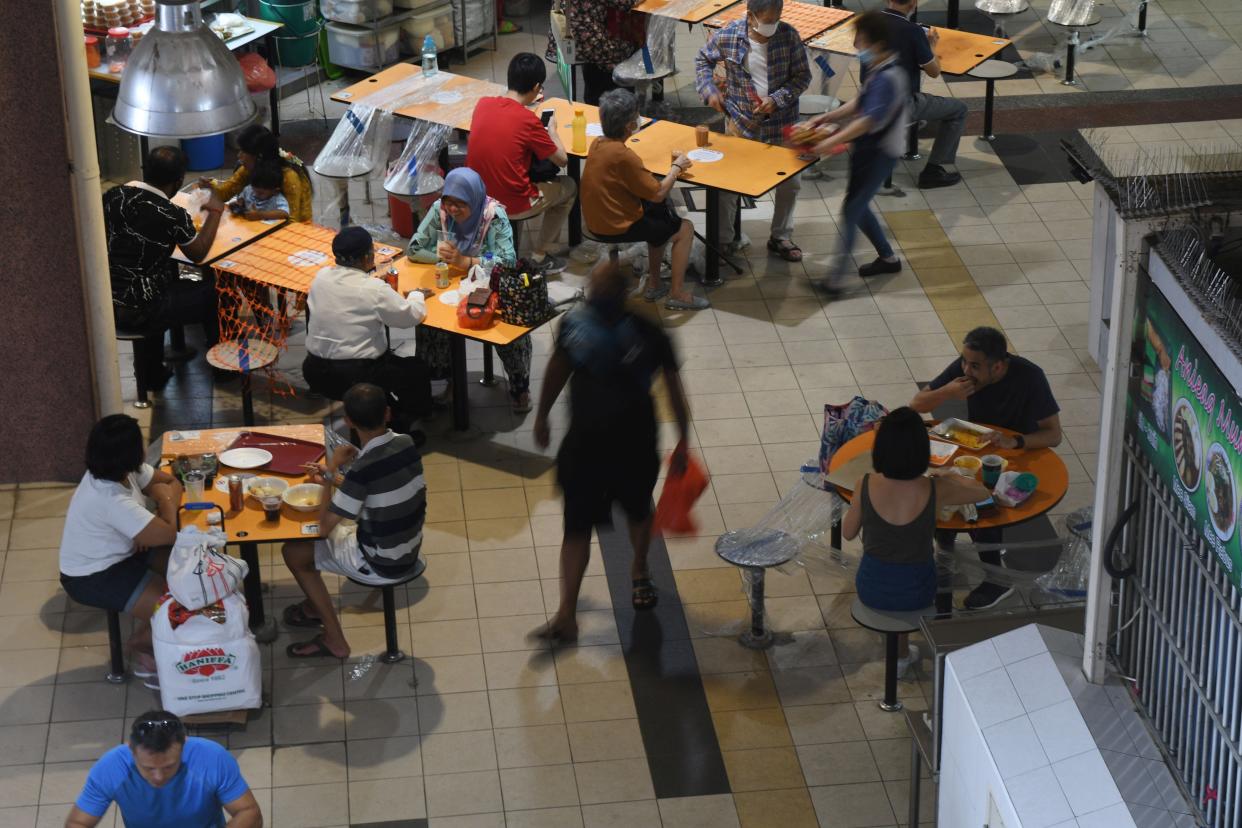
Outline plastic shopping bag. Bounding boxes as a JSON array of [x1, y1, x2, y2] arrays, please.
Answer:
[[152, 593, 262, 716], [654, 452, 709, 535], [166, 526, 248, 611]]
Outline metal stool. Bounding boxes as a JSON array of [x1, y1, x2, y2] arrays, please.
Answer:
[[975, 0, 1029, 38], [850, 598, 936, 712], [715, 530, 800, 649], [206, 338, 279, 426], [346, 557, 427, 663], [1048, 0, 1102, 86], [116, 329, 152, 409], [968, 60, 1019, 141]]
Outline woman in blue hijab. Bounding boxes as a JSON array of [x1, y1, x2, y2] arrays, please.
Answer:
[[408, 167, 533, 412]]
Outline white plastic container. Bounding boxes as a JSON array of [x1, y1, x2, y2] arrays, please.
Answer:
[[320, 0, 393, 25], [399, 4, 455, 53], [326, 20, 401, 69]]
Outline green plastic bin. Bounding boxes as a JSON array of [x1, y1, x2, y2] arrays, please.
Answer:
[[259, 0, 320, 67]]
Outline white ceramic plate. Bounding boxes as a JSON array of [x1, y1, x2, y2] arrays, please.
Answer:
[[438, 289, 461, 306], [687, 148, 724, 163], [219, 448, 273, 470]]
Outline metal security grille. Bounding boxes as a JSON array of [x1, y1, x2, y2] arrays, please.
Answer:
[[1115, 436, 1242, 827]]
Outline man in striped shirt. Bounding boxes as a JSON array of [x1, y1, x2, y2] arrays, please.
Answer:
[[280, 384, 427, 659]]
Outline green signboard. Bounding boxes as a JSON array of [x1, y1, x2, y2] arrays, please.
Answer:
[[1129, 280, 1242, 588]]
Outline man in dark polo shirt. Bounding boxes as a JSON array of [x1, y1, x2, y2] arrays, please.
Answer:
[[911, 326, 1063, 609], [874, 0, 968, 189]]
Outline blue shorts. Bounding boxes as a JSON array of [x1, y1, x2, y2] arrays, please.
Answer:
[[855, 554, 937, 612], [60, 551, 158, 614]]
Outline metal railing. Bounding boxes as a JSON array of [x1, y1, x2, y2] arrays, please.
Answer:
[[1114, 437, 1242, 827]]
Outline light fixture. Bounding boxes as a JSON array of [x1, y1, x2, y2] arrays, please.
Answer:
[[113, 0, 255, 138]]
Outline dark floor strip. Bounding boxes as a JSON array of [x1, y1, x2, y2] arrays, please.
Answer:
[[596, 506, 732, 800], [989, 130, 1081, 184], [351, 820, 429, 828]]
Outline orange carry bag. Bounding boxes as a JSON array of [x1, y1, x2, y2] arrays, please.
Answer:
[[653, 448, 708, 536]]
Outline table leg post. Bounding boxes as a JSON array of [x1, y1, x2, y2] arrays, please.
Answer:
[[832, 515, 842, 553], [239, 541, 277, 643], [904, 123, 920, 160], [1062, 30, 1079, 85], [948, 0, 959, 29], [480, 344, 497, 386], [704, 188, 722, 287], [983, 78, 996, 141], [568, 156, 582, 247], [909, 737, 923, 826], [267, 33, 281, 137], [241, 373, 255, 427], [739, 566, 772, 649], [166, 324, 196, 362], [1137, 0, 1148, 36], [450, 335, 469, 431], [881, 632, 903, 711]]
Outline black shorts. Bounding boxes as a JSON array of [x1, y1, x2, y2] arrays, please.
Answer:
[[558, 432, 660, 533], [594, 200, 682, 248], [60, 551, 158, 614]]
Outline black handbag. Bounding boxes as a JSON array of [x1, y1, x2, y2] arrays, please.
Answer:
[[496, 259, 551, 327], [529, 156, 560, 183]]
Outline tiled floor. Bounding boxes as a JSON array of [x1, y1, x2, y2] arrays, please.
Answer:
[[34, 2, 1242, 823]]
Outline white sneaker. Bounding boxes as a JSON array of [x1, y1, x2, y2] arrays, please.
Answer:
[[896, 643, 921, 679]]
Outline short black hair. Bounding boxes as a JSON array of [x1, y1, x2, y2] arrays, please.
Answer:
[[129, 710, 186, 753], [143, 146, 188, 190], [332, 225, 373, 266], [250, 158, 284, 192], [872, 407, 930, 480], [852, 10, 892, 51], [236, 124, 280, 161], [86, 414, 145, 482], [962, 326, 1009, 362], [344, 383, 388, 430], [507, 52, 546, 94]]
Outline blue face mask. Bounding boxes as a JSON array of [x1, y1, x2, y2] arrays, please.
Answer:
[[857, 47, 873, 65]]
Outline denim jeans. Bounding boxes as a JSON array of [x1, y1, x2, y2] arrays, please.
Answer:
[[831, 147, 898, 284], [912, 92, 967, 168]]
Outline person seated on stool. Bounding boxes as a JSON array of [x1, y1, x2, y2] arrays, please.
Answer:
[[580, 89, 709, 311], [467, 52, 575, 275], [303, 226, 432, 441], [105, 145, 226, 389], [58, 415, 181, 681], [407, 167, 535, 413], [841, 407, 987, 675], [910, 326, 1063, 610], [281, 383, 427, 659]]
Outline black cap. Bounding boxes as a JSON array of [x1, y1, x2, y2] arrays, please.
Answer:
[[332, 226, 373, 261]]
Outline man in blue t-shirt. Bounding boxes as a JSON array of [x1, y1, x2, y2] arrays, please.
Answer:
[[65, 711, 261, 828], [879, 0, 968, 189]]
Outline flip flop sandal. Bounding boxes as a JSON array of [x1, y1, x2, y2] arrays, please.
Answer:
[[498, 20, 523, 34], [286, 635, 342, 659], [632, 578, 658, 610], [767, 238, 803, 262], [282, 603, 323, 629]]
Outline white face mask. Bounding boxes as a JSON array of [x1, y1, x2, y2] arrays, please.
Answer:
[[751, 17, 778, 37]]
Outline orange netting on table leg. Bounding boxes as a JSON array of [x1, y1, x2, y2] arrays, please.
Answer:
[[214, 272, 299, 399]]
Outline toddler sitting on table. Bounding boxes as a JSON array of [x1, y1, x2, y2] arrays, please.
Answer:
[[228, 159, 289, 221]]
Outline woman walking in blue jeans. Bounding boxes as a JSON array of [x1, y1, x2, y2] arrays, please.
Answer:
[[840, 408, 987, 675], [800, 10, 909, 294]]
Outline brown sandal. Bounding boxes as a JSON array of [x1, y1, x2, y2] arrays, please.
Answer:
[[767, 237, 803, 262]]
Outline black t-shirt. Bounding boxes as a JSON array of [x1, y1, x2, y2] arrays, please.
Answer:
[[859, 8, 932, 97], [103, 184, 196, 311], [556, 303, 677, 439], [929, 355, 1060, 435]]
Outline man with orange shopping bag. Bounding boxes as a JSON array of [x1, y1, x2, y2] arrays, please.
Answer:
[[534, 260, 693, 641]]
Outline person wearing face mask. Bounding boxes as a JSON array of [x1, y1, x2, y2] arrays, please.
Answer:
[[533, 258, 691, 640], [800, 10, 908, 294], [695, 0, 811, 265]]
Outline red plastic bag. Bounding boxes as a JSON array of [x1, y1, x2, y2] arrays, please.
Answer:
[[653, 451, 708, 536], [238, 53, 276, 93], [457, 290, 498, 330]]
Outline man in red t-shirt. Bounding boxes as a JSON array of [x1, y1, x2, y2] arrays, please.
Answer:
[[467, 53, 575, 274]]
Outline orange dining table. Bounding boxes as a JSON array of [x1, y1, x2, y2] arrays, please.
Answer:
[[171, 191, 287, 267], [828, 424, 1070, 532], [160, 424, 326, 641], [634, 0, 740, 24], [330, 64, 505, 130]]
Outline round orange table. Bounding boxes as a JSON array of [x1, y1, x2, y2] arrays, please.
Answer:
[[827, 425, 1070, 531]]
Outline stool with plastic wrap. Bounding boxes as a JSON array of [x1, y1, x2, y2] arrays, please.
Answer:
[[612, 15, 677, 112]]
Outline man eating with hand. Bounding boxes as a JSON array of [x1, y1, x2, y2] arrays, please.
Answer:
[[910, 326, 1062, 610]]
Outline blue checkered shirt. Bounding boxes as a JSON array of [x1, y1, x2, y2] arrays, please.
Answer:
[[695, 19, 811, 144]]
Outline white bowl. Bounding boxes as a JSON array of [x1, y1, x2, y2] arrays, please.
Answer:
[[245, 477, 289, 501], [283, 483, 325, 512]]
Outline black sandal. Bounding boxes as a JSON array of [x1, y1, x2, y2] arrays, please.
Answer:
[[285, 635, 342, 659], [282, 602, 322, 629], [632, 578, 658, 610]]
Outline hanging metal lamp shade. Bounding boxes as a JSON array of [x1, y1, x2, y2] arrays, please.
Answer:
[[113, 0, 256, 138]]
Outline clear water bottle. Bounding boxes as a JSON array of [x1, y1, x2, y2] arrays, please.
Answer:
[[421, 34, 439, 77], [479, 252, 496, 285]]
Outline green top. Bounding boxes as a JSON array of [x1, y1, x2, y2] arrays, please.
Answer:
[[406, 200, 517, 268]]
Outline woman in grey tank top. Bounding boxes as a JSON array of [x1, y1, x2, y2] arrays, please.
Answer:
[[840, 408, 987, 671]]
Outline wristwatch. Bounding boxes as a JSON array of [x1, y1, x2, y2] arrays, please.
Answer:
[[1014, 434, 1026, 449]]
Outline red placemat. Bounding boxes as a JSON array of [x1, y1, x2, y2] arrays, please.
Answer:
[[226, 431, 325, 476]]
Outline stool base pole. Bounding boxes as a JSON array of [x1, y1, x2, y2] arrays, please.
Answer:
[[880, 632, 904, 712], [1062, 31, 1079, 85], [738, 566, 774, 649]]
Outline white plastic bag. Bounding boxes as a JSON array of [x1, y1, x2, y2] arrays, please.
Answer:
[[993, 471, 1038, 508], [166, 526, 248, 611], [152, 593, 262, 716]]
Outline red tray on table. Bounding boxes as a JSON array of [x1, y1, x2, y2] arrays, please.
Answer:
[[226, 431, 325, 476]]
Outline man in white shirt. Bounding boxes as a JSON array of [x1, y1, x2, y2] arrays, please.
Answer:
[[303, 226, 431, 440]]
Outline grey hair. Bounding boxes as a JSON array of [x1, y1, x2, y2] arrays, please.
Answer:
[[598, 89, 639, 140], [747, 0, 783, 14]]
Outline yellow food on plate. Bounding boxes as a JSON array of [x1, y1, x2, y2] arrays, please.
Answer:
[[947, 428, 985, 449], [249, 484, 280, 498]]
